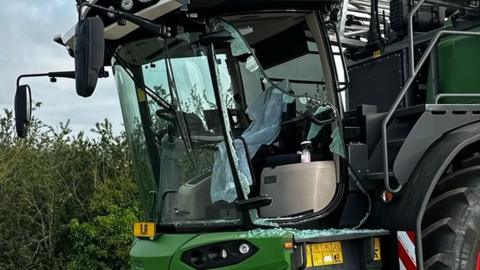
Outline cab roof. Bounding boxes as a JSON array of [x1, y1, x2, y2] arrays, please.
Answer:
[[188, 0, 339, 13], [62, 0, 336, 59]]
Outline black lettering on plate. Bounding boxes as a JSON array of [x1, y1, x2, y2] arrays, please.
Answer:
[[140, 224, 149, 235]]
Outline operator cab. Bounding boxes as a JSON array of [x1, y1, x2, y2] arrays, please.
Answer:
[[58, 0, 345, 231]]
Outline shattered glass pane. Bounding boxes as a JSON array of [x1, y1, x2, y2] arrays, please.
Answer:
[[223, 24, 250, 57], [282, 94, 295, 104], [239, 228, 388, 240], [211, 81, 288, 203], [211, 143, 238, 202], [253, 218, 280, 228], [314, 106, 331, 116], [307, 106, 331, 140], [255, 69, 265, 80], [272, 81, 295, 104], [329, 127, 346, 158], [307, 124, 324, 140]]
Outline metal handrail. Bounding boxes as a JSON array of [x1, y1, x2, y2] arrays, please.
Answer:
[[408, 0, 426, 76], [382, 30, 480, 193], [435, 93, 480, 103]]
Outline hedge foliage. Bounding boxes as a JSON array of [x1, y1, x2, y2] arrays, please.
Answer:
[[0, 107, 142, 270]]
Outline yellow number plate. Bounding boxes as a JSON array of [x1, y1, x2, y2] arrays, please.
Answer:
[[306, 241, 344, 267], [374, 238, 382, 261], [133, 222, 156, 239]]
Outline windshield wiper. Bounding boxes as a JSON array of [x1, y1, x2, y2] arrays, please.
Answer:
[[163, 40, 200, 172], [111, 47, 172, 110]]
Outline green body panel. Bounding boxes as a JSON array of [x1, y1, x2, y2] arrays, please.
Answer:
[[130, 234, 197, 269], [427, 25, 480, 104], [130, 231, 294, 270]]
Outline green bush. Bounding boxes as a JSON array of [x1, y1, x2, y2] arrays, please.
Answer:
[[0, 108, 141, 270], [67, 177, 141, 270]]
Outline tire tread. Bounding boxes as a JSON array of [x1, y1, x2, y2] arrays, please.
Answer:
[[423, 165, 480, 269]]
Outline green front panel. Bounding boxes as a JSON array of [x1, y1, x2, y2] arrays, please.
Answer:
[[130, 234, 197, 269], [427, 25, 480, 104], [130, 231, 294, 270]]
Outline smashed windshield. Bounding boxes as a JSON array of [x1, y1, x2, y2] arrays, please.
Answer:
[[209, 16, 343, 225], [113, 12, 343, 229], [113, 32, 246, 227]]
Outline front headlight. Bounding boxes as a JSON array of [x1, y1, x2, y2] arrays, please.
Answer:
[[182, 241, 258, 269]]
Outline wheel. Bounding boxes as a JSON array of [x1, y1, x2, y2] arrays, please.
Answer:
[[422, 165, 480, 269]]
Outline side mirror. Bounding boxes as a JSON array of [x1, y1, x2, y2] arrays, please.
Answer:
[[14, 85, 32, 138], [75, 17, 105, 98]]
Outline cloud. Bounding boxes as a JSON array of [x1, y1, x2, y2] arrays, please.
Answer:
[[0, 0, 123, 136]]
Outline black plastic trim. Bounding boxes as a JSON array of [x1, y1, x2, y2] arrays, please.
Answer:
[[181, 240, 258, 269]]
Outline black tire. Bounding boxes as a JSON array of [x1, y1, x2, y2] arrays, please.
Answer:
[[422, 165, 480, 270]]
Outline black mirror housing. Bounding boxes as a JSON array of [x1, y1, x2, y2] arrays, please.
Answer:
[[75, 16, 105, 98], [14, 85, 32, 138]]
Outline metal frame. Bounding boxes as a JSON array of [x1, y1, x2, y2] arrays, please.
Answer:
[[334, 0, 390, 47], [435, 93, 480, 103], [382, 29, 480, 193], [327, 21, 351, 91], [393, 104, 480, 184]]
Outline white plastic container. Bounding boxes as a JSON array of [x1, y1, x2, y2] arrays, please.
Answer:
[[259, 161, 336, 218]]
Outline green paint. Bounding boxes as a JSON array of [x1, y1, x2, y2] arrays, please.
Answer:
[[427, 25, 480, 104], [130, 231, 293, 270], [130, 234, 197, 269]]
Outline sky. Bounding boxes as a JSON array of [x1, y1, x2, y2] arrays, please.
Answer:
[[0, 0, 123, 136]]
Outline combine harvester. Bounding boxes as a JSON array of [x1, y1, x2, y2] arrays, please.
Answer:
[[13, 0, 480, 268]]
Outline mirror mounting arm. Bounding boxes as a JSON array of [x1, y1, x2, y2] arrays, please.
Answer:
[[16, 73, 50, 89], [17, 71, 78, 88], [98, 68, 110, 79]]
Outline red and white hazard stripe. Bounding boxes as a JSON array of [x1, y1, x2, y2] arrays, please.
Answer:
[[397, 231, 417, 270]]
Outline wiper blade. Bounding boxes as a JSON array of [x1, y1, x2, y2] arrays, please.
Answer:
[[163, 42, 199, 172], [111, 47, 172, 110]]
